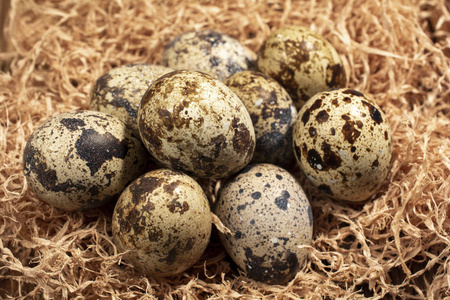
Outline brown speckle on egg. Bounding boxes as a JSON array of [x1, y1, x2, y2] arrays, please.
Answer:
[[257, 26, 346, 109], [23, 111, 149, 211], [112, 169, 212, 277], [293, 88, 393, 202], [224, 71, 297, 168], [138, 70, 256, 178], [214, 163, 313, 284], [89, 64, 174, 135], [162, 30, 256, 81]]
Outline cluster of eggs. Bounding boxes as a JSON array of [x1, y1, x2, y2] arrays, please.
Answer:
[[23, 26, 393, 284]]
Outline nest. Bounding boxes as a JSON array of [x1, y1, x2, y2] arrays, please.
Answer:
[[1, 0, 449, 298]]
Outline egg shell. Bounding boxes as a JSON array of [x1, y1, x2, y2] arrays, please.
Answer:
[[161, 30, 256, 81], [293, 88, 393, 202], [138, 70, 256, 179], [257, 25, 346, 109], [112, 168, 212, 277], [224, 70, 298, 168], [214, 163, 313, 284], [22, 110, 149, 211], [89, 63, 174, 135]]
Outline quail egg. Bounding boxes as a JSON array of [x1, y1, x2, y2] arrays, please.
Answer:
[[293, 88, 393, 202], [112, 168, 212, 277], [89, 63, 173, 135], [23, 110, 148, 211], [161, 29, 256, 81], [138, 70, 256, 178], [214, 163, 313, 284], [257, 25, 346, 109], [224, 70, 297, 168]]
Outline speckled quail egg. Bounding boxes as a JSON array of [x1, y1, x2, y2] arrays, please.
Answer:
[[112, 168, 212, 277], [138, 70, 256, 178], [214, 163, 313, 284], [292, 88, 393, 202], [224, 71, 297, 168], [161, 30, 256, 81], [23, 110, 148, 211], [257, 25, 346, 110], [89, 63, 174, 135]]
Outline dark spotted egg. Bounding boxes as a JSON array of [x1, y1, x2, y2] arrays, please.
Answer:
[[293, 88, 393, 202], [112, 168, 212, 277], [138, 70, 255, 179], [23, 111, 148, 211], [224, 70, 297, 168], [161, 29, 256, 81], [257, 25, 346, 110], [89, 63, 173, 135], [214, 163, 313, 284]]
